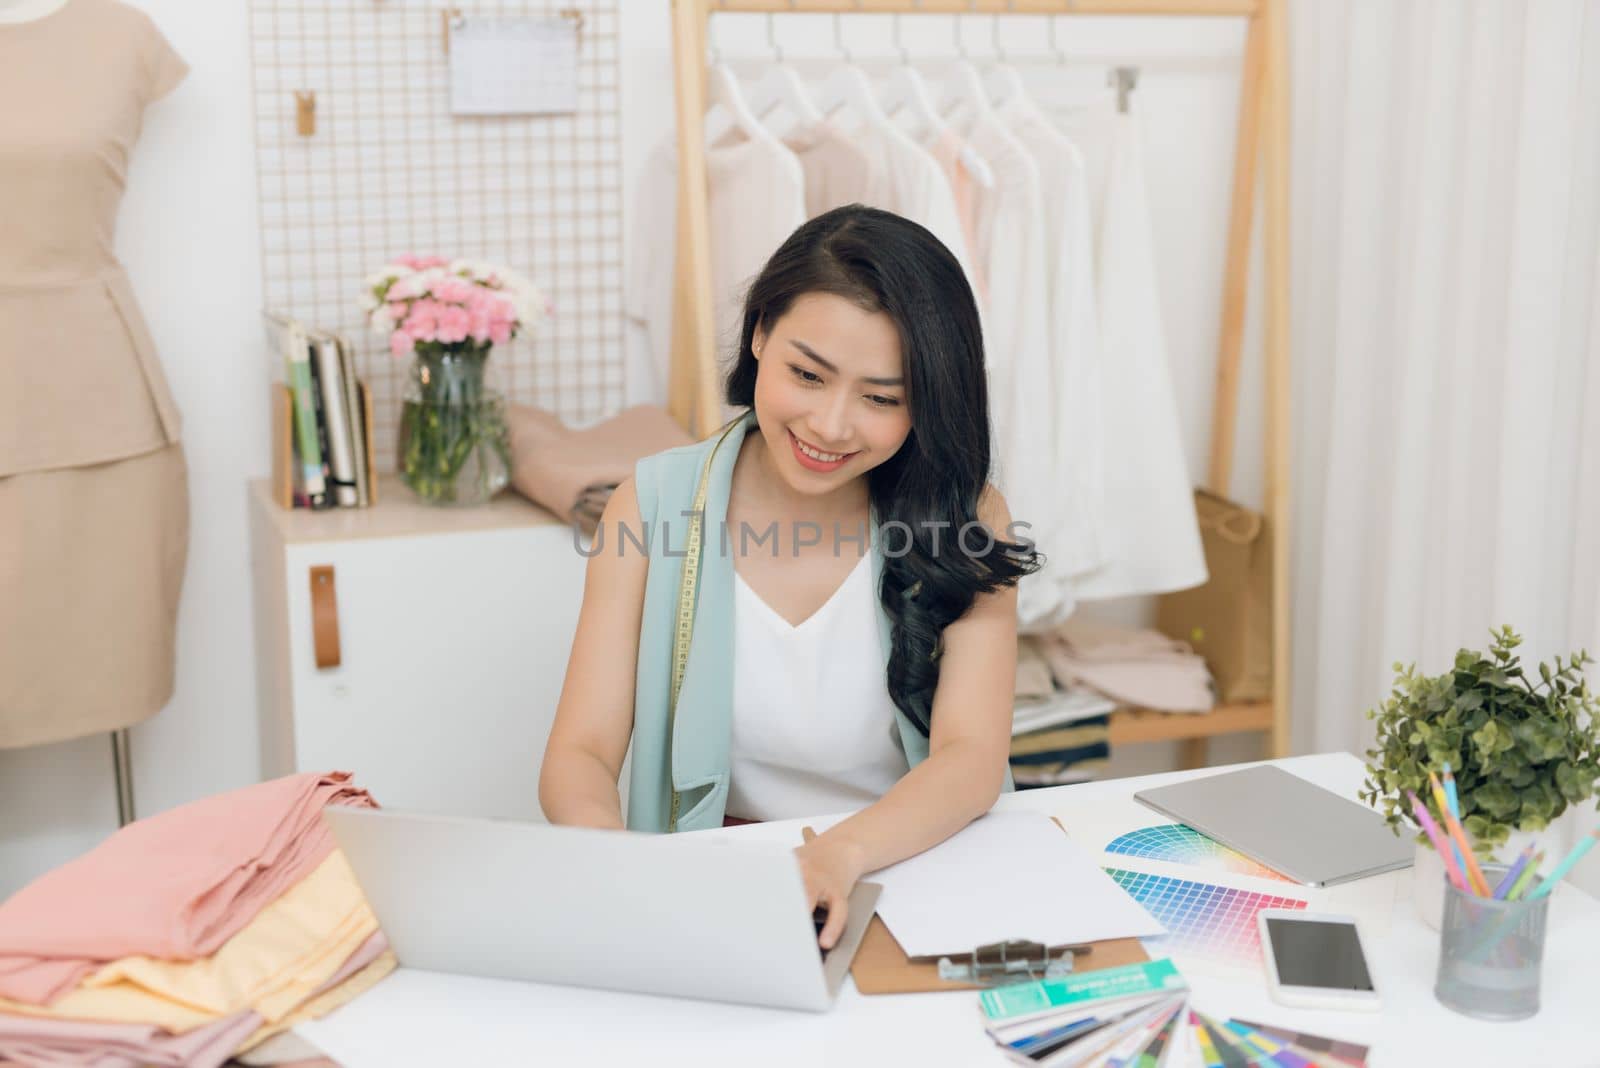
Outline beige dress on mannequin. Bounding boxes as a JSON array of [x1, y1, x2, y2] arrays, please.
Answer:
[[0, 0, 190, 749]]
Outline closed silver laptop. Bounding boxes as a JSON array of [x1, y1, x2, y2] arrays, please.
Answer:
[[323, 807, 878, 1012], [1134, 765, 1413, 887]]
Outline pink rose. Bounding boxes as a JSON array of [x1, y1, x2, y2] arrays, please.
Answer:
[[436, 305, 472, 344], [430, 278, 473, 304], [403, 300, 440, 342], [386, 301, 408, 322], [483, 292, 517, 324], [468, 312, 493, 344], [489, 320, 512, 346], [389, 331, 414, 357]]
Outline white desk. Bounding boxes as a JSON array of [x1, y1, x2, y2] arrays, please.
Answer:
[[298, 754, 1594, 1066]]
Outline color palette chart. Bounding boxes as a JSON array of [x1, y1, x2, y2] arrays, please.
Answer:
[[1105, 823, 1294, 882], [1103, 869, 1307, 966]]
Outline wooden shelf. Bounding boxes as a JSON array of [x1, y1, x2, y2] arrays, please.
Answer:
[[1108, 701, 1274, 746]]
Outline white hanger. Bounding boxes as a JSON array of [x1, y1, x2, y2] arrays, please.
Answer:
[[881, 66, 996, 190], [744, 16, 822, 133], [939, 58, 996, 129], [986, 63, 1028, 111], [747, 65, 823, 131], [813, 13, 896, 130], [879, 64, 943, 138], [705, 62, 785, 152], [815, 64, 892, 127], [984, 15, 1053, 129]]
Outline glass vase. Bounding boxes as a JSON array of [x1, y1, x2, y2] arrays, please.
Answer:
[[397, 347, 512, 507]]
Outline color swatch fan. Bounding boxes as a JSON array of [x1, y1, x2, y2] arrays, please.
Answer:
[[1103, 870, 1306, 968], [1105, 824, 1293, 882]]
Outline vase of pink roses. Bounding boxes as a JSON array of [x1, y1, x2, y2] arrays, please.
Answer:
[[362, 255, 546, 506]]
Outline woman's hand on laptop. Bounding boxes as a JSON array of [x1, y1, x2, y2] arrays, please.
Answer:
[[797, 826, 867, 950]]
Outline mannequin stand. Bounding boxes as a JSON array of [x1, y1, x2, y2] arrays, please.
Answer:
[[111, 729, 135, 826]]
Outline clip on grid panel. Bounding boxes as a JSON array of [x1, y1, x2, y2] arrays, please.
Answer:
[[250, 0, 625, 473]]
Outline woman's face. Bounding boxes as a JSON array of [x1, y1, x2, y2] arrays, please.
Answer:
[[751, 292, 912, 497]]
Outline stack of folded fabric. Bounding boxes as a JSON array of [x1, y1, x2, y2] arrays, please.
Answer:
[[1039, 617, 1216, 714], [1009, 636, 1117, 789], [0, 772, 393, 1068]]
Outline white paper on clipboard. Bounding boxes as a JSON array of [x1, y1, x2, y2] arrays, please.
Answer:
[[449, 15, 578, 117]]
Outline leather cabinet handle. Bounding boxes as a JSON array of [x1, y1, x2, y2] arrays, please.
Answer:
[[309, 565, 342, 669]]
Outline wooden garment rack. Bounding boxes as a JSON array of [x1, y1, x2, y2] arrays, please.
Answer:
[[667, 0, 1292, 761]]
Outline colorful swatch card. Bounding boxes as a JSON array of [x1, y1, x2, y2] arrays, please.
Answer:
[[1125, 1005, 1182, 1067], [1194, 1012, 1315, 1068], [1215, 1018, 1322, 1067], [1103, 868, 1308, 968], [1232, 1018, 1370, 1067], [980, 958, 1187, 1023], [1105, 823, 1294, 882]]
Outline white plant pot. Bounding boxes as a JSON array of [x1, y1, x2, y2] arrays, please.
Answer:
[[1412, 827, 1547, 929]]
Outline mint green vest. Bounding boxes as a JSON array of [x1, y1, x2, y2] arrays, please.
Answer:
[[624, 412, 949, 833]]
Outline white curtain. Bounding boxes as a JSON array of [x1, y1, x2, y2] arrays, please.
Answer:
[[1288, 0, 1600, 885]]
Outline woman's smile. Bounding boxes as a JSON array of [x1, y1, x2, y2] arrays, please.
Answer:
[[788, 428, 858, 473]]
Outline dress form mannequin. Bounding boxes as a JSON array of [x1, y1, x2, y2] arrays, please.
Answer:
[[0, 0, 70, 24], [0, 0, 190, 826]]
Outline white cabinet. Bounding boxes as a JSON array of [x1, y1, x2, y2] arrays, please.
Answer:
[[249, 479, 586, 821]]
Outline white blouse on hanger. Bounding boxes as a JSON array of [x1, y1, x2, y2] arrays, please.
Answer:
[[948, 109, 1063, 632], [623, 132, 807, 409], [725, 550, 910, 822], [999, 95, 1109, 588], [784, 117, 891, 219], [1059, 101, 1207, 601]]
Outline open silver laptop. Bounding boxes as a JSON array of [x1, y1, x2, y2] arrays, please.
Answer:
[[1134, 765, 1414, 887], [322, 807, 879, 1012]]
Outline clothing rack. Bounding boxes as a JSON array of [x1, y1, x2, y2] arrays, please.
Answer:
[[666, 0, 1291, 761]]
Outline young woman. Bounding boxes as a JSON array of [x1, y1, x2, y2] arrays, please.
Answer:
[[539, 204, 1039, 950]]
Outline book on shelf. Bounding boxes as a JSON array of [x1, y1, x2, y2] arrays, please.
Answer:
[[308, 329, 360, 507], [263, 311, 377, 511]]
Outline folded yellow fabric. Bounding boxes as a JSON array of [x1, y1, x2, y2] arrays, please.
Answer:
[[0, 851, 376, 1033], [235, 950, 397, 1054]]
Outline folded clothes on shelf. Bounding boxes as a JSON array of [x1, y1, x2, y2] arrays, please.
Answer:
[[1040, 616, 1215, 713]]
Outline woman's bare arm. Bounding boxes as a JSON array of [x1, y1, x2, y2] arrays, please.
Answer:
[[537, 476, 649, 829], [800, 485, 1018, 946]]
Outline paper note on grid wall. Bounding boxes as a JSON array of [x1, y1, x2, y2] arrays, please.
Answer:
[[450, 16, 578, 116]]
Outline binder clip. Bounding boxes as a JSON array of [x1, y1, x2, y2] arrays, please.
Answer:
[[930, 940, 1088, 987]]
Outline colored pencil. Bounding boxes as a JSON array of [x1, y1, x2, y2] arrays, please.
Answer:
[[1409, 791, 1470, 892], [1490, 846, 1534, 899], [1504, 852, 1544, 901], [1524, 830, 1600, 902], [1430, 772, 1491, 895], [1440, 764, 1470, 877]]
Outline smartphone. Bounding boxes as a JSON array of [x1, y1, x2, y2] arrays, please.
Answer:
[[1257, 910, 1381, 1011]]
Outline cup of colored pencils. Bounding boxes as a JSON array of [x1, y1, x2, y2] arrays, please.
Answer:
[[1433, 861, 1550, 1020]]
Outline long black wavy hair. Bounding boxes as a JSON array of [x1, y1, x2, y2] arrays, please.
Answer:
[[725, 204, 1041, 737]]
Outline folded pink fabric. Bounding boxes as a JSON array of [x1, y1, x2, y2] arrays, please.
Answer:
[[0, 772, 376, 1006], [0, 1008, 260, 1068], [0, 932, 388, 1068], [1042, 618, 1215, 713]]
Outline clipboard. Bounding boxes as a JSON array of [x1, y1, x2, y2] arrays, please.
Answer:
[[848, 818, 1150, 994]]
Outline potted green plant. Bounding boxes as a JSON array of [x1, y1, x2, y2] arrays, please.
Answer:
[[1360, 626, 1600, 927]]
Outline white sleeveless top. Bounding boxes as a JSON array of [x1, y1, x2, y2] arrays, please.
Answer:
[[725, 548, 911, 821]]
